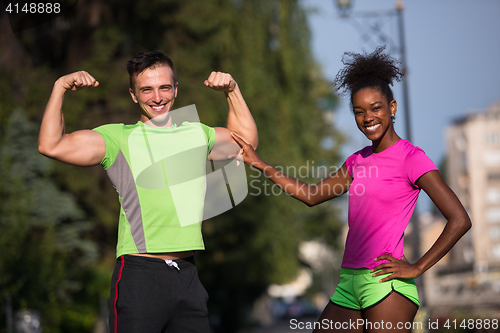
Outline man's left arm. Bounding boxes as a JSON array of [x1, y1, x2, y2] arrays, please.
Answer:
[[204, 72, 258, 150]]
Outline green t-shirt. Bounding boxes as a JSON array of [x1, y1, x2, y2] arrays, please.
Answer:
[[93, 121, 216, 257]]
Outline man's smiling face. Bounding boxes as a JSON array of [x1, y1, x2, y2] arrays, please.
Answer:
[[129, 65, 178, 125]]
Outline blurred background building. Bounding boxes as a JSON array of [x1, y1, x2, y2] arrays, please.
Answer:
[[420, 101, 500, 318]]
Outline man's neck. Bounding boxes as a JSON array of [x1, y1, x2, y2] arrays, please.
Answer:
[[140, 115, 174, 127]]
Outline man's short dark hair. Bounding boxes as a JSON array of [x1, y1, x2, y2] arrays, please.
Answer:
[[126, 51, 177, 91]]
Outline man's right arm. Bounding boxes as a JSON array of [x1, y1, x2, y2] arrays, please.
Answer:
[[38, 71, 105, 167]]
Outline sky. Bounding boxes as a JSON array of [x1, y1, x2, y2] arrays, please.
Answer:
[[302, 0, 500, 212]]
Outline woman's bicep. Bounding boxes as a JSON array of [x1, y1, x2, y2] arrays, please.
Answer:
[[311, 162, 353, 205], [416, 170, 468, 222]]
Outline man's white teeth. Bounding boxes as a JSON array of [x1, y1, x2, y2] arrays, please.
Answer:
[[152, 105, 163, 110]]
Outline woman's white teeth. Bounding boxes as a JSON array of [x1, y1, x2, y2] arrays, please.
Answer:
[[366, 124, 380, 131]]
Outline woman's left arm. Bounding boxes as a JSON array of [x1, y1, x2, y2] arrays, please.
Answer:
[[372, 170, 471, 282]]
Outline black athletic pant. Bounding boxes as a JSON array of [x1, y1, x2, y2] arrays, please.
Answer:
[[109, 255, 210, 333]]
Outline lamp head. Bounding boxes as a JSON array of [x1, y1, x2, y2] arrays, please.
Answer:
[[336, 0, 352, 18], [396, 0, 404, 11]]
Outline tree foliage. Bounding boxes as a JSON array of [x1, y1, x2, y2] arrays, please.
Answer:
[[0, 0, 344, 331], [0, 111, 103, 333]]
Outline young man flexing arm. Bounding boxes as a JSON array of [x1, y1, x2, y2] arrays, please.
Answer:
[[38, 51, 258, 333], [38, 71, 104, 166]]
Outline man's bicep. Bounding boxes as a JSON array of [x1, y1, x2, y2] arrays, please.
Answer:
[[55, 129, 106, 166], [209, 127, 240, 161], [213, 127, 231, 143]]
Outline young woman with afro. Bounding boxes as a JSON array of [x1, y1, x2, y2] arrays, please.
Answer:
[[231, 46, 471, 332]]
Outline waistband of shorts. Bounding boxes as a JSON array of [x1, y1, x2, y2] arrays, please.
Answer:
[[340, 267, 371, 275], [119, 254, 196, 270]]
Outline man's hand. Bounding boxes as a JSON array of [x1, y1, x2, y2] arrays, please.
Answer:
[[204, 71, 236, 93], [57, 71, 99, 92]]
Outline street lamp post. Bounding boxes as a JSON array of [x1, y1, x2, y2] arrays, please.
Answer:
[[334, 0, 424, 303], [395, 1, 413, 147], [334, 0, 411, 143]]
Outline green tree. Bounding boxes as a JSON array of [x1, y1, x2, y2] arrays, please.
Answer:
[[0, 110, 104, 332], [0, 0, 344, 331]]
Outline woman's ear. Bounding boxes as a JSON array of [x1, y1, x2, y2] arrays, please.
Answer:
[[390, 99, 397, 118]]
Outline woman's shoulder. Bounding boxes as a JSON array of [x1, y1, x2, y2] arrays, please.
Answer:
[[345, 145, 372, 167], [396, 140, 437, 174], [352, 145, 373, 157], [396, 139, 429, 157]]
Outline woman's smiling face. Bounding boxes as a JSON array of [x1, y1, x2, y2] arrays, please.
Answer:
[[352, 87, 398, 150]]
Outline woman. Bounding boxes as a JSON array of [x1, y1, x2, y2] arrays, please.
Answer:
[[230, 47, 471, 332]]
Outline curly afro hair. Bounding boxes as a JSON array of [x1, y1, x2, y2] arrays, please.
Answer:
[[333, 46, 403, 107]]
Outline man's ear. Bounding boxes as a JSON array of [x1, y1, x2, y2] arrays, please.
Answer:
[[174, 82, 178, 98], [129, 88, 138, 103]]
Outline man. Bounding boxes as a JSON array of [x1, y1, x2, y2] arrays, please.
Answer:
[[38, 51, 258, 333]]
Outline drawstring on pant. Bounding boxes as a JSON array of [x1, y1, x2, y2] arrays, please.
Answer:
[[165, 259, 180, 271]]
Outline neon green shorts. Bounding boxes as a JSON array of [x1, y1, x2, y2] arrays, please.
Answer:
[[330, 268, 420, 311]]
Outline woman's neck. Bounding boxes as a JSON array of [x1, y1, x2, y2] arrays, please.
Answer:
[[372, 128, 401, 153]]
